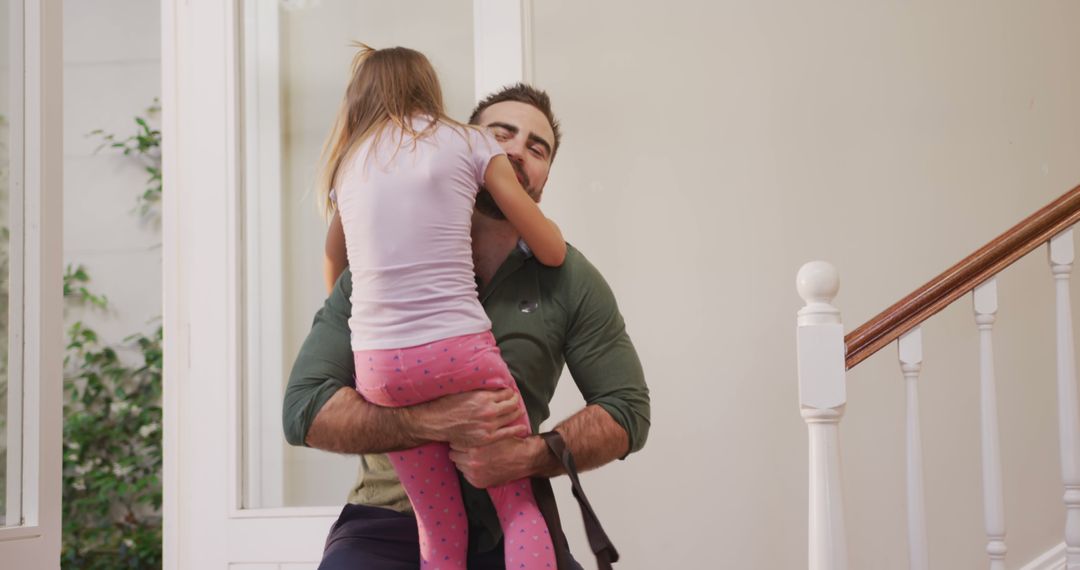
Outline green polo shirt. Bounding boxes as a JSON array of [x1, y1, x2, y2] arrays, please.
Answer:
[[283, 243, 650, 552]]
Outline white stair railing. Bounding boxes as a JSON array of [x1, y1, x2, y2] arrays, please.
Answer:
[[795, 228, 1080, 570], [973, 278, 1007, 570], [796, 184, 1080, 569], [1049, 229, 1080, 569], [796, 261, 849, 570], [898, 328, 929, 570]]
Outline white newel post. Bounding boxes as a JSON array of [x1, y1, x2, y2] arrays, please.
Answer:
[[973, 279, 1007, 570], [1049, 229, 1080, 569], [797, 261, 849, 570], [898, 328, 929, 570]]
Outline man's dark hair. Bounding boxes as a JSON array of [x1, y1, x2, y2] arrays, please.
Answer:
[[469, 83, 562, 160]]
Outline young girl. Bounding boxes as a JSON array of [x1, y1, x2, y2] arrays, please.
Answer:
[[318, 45, 563, 570]]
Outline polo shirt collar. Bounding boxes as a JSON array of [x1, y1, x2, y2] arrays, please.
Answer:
[[479, 239, 531, 303]]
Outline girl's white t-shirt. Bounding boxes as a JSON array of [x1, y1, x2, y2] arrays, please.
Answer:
[[336, 117, 505, 351]]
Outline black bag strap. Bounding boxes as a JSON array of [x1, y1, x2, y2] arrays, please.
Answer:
[[539, 431, 620, 570]]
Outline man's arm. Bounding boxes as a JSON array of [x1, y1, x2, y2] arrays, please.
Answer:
[[451, 251, 651, 488], [305, 387, 423, 454], [542, 403, 630, 475], [284, 271, 528, 454]]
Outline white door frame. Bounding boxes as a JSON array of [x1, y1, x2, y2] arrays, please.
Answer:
[[162, 0, 531, 566], [0, 0, 63, 567]]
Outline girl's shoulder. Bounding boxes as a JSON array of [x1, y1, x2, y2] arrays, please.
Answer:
[[433, 118, 483, 137], [431, 119, 498, 151]]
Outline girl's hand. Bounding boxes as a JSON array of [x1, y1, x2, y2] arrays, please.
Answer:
[[483, 155, 567, 267]]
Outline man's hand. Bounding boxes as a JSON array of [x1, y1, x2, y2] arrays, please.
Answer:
[[407, 388, 529, 448], [448, 436, 549, 489], [447, 405, 632, 489]]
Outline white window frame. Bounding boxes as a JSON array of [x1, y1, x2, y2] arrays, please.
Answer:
[[239, 0, 286, 512], [3, 0, 26, 530], [473, 0, 534, 97], [0, 1, 63, 567]]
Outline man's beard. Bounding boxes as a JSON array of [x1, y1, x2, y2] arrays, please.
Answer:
[[476, 161, 535, 220], [475, 190, 506, 220]]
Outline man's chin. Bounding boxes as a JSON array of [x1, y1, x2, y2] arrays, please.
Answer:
[[476, 187, 542, 220]]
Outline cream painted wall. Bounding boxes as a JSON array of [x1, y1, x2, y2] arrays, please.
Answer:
[[277, 0, 477, 506], [529, 1, 1080, 569]]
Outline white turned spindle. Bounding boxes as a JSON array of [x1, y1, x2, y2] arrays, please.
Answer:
[[974, 279, 1007, 569], [797, 261, 849, 570], [898, 328, 930, 570], [1049, 229, 1080, 569]]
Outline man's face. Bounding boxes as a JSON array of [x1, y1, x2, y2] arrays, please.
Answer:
[[474, 101, 556, 219]]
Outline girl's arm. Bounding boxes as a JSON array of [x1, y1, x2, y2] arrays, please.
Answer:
[[483, 155, 566, 266], [323, 211, 348, 294]]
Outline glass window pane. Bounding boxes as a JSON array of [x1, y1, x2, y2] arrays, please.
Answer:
[[241, 0, 475, 509]]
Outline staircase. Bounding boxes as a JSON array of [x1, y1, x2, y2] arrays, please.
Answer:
[[796, 183, 1080, 569]]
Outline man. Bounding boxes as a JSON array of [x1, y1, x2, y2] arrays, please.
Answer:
[[283, 84, 650, 569]]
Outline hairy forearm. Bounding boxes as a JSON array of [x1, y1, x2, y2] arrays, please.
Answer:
[[304, 387, 428, 454], [529, 404, 630, 478]]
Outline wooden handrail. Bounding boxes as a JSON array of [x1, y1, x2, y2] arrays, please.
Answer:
[[845, 183, 1080, 370]]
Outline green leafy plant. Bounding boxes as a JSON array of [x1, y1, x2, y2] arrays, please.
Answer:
[[61, 105, 162, 569], [62, 272, 161, 569], [88, 100, 161, 218], [63, 265, 108, 309]]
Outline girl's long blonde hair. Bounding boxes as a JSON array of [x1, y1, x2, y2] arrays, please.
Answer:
[[316, 44, 466, 217]]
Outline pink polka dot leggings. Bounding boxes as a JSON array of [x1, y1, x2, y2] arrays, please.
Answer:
[[353, 331, 557, 570]]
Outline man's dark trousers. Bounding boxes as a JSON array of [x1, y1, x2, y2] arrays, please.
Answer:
[[318, 504, 585, 570]]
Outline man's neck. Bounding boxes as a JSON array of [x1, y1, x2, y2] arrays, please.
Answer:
[[472, 212, 520, 288]]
